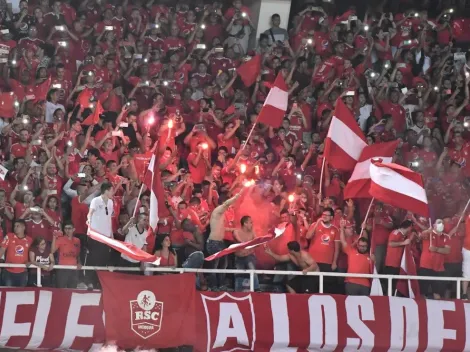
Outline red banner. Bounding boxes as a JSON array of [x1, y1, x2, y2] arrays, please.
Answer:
[[0, 275, 468, 351]]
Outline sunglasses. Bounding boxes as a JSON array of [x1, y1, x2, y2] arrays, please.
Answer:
[[105, 206, 108, 215]]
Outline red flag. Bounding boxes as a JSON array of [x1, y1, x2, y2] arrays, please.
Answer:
[[88, 228, 160, 264], [0, 92, 16, 118], [224, 104, 236, 115], [98, 271, 196, 348], [237, 55, 261, 87], [369, 160, 429, 217], [82, 100, 103, 126], [343, 140, 399, 199], [76, 87, 93, 107], [256, 72, 288, 128], [324, 99, 367, 171], [396, 246, 420, 298], [33, 76, 52, 101], [205, 223, 287, 261]]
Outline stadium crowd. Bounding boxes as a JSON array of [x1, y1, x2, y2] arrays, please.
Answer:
[[0, 0, 470, 300]]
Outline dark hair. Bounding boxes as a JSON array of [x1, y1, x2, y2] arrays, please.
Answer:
[[106, 160, 117, 168], [87, 148, 100, 158], [358, 237, 369, 245], [154, 234, 176, 255], [189, 197, 201, 205], [32, 236, 46, 248], [62, 220, 74, 230], [323, 207, 334, 216], [241, 216, 251, 227], [14, 219, 26, 227], [271, 13, 280, 20], [101, 182, 113, 194], [400, 220, 413, 229], [287, 241, 301, 252]]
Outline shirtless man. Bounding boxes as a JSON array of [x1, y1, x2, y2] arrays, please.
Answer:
[[206, 191, 242, 290], [265, 241, 319, 294], [233, 216, 260, 291]]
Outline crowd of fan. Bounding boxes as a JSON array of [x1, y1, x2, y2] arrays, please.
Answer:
[[0, 0, 470, 299]]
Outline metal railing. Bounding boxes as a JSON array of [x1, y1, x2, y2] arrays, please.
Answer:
[[0, 263, 467, 298]]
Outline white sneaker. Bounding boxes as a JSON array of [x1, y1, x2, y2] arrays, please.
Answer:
[[77, 282, 88, 290]]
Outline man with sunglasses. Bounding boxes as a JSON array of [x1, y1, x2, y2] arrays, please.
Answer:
[[86, 182, 114, 289]]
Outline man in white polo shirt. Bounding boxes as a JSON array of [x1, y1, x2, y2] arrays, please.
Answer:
[[86, 182, 114, 289], [120, 213, 148, 272]]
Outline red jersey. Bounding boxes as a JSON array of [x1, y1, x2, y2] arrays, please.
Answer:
[[55, 235, 80, 265], [344, 246, 372, 287], [25, 219, 52, 242], [384, 229, 407, 268], [307, 221, 339, 265], [1, 233, 32, 273], [379, 100, 407, 133], [420, 231, 449, 272]]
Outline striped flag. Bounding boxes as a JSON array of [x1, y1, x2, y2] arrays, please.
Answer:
[[144, 153, 160, 232], [324, 98, 367, 171], [256, 72, 288, 128], [396, 246, 420, 298], [369, 160, 429, 217], [344, 140, 399, 199]]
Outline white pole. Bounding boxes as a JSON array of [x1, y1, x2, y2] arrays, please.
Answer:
[[318, 157, 326, 197], [132, 183, 146, 217], [241, 122, 257, 150], [360, 197, 375, 237], [456, 197, 470, 228]]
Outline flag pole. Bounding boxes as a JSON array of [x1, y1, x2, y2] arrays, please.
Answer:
[[456, 197, 470, 228], [360, 197, 375, 237], [318, 156, 326, 197], [241, 122, 257, 150], [132, 183, 146, 217]]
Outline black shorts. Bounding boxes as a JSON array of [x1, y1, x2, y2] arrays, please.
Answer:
[[418, 268, 445, 297], [288, 275, 318, 294]]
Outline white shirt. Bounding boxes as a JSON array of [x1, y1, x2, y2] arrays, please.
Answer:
[[45, 101, 65, 123], [121, 225, 148, 263], [358, 104, 373, 131], [89, 196, 114, 237]]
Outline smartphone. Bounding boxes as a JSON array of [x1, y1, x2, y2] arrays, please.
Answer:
[[25, 95, 35, 101], [401, 87, 408, 94], [58, 41, 67, 47], [0, 58, 7, 63], [30, 207, 39, 212], [0, 29, 8, 34], [55, 26, 65, 31], [48, 190, 57, 195], [111, 131, 121, 137], [194, 124, 206, 131], [133, 54, 143, 59], [31, 140, 42, 146], [139, 207, 146, 214], [52, 83, 62, 89], [152, 23, 160, 29], [105, 26, 114, 31], [345, 91, 355, 96], [196, 44, 206, 50], [119, 122, 129, 128], [214, 47, 224, 53], [77, 173, 86, 178]]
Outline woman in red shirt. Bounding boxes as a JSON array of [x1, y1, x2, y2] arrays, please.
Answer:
[[154, 234, 177, 267]]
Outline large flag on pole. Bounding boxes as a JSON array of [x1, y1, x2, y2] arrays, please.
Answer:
[[324, 99, 367, 171], [256, 72, 288, 128], [396, 246, 420, 298], [144, 153, 160, 232], [88, 228, 160, 264], [205, 223, 288, 261], [369, 160, 429, 217], [344, 140, 399, 199]]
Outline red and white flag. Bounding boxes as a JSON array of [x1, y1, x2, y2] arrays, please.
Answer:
[[396, 246, 420, 298], [256, 72, 288, 128], [88, 228, 160, 264], [144, 153, 160, 232], [369, 160, 429, 217], [324, 99, 367, 171], [344, 141, 399, 199], [205, 223, 288, 261]]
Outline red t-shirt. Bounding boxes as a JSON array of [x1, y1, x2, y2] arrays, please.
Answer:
[[55, 235, 80, 265], [2, 233, 32, 273], [188, 152, 207, 184], [384, 229, 407, 268], [307, 221, 339, 265], [420, 231, 449, 272], [25, 219, 52, 242], [344, 245, 372, 287], [71, 196, 89, 235]]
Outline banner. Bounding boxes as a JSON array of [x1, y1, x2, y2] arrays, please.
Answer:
[[98, 272, 196, 349], [0, 277, 469, 351]]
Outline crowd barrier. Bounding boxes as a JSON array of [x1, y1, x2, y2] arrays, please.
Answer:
[[1, 263, 467, 298]]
